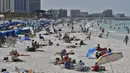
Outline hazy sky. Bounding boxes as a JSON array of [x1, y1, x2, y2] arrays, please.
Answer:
[[42, 0, 130, 15]]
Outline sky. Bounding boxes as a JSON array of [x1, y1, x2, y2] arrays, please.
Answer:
[[41, 0, 130, 16]]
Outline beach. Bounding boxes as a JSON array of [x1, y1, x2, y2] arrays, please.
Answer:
[[0, 19, 130, 73]]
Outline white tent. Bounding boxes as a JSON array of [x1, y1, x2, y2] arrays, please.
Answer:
[[0, 15, 4, 20]]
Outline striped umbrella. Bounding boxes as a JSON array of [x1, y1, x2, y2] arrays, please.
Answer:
[[96, 52, 123, 65]]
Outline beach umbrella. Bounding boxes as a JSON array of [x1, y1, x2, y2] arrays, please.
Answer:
[[96, 52, 123, 73], [17, 24, 22, 26], [96, 52, 123, 65], [86, 48, 96, 57]]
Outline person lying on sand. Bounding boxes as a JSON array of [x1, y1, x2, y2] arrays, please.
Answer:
[[26, 46, 45, 52], [55, 50, 75, 56], [39, 34, 44, 40], [98, 33, 103, 38], [53, 58, 64, 65], [26, 46, 36, 52], [66, 45, 81, 48], [79, 40, 86, 45], [8, 50, 30, 56], [48, 40, 53, 46]]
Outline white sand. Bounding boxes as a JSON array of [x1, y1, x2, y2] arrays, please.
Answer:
[[0, 20, 130, 73]]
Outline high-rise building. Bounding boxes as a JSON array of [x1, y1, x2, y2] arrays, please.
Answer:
[[102, 9, 113, 17], [70, 9, 80, 17], [29, 0, 41, 12], [14, 0, 28, 13], [47, 9, 59, 17], [0, 0, 3, 12], [80, 12, 88, 17], [0, 0, 14, 12], [58, 9, 67, 18], [47, 9, 67, 18], [116, 14, 125, 17], [0, 0, 41, 13]]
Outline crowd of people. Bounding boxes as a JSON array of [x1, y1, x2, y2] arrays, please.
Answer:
[[53, 49, 106, 72], [0, 19, 126, 73]]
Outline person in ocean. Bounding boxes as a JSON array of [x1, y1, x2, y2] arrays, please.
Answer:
[[118, 27, 120, 30], [124, 35, 129, 45], [113, 27, 115, 29], [126, 27, 129, 34], [110, 26, 112, 29]]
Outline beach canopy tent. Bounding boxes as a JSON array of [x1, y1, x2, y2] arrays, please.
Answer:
[[40, 21, 51, 27], [0, 25, 5, 29], [86, 48, 96, 57], [1, 28, 31, 37], [15, 28, 23, 34], [0, 15, 4, 20], [0, 21, 26, 29], [0, 20, 52, 29], [22, 29, 31, 33], [22, 27, 32, 33], [1, 30, 15, 37]]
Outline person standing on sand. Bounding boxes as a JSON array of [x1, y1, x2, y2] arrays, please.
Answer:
[[71, 25, 74, 32], [102, 28, 105, 33], [126, 27, 129, 34], [106, 32, 109, 38], [124, 35, 129, 45]]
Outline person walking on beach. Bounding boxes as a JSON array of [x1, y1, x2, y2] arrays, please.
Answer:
[[102, 28, 105, 33], [124, 35, 129, 45], [106, 32, 109, 38], [71, 25, 74, 32]]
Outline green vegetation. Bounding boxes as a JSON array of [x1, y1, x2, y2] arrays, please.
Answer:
[[0, 12, 36, 20]]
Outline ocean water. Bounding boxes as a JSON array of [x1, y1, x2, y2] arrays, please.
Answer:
[[98, 20, 130, 41]]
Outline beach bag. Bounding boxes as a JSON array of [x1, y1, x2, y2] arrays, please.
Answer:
[[84, 66, 88, 72], [100, 66, 105, 71], [65, 62, 71, 69]]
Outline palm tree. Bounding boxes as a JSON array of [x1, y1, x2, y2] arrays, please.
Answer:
[[40, 10, 46, 14]]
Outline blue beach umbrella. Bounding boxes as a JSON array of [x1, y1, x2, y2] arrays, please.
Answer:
[[86, 48, 96, 57]]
